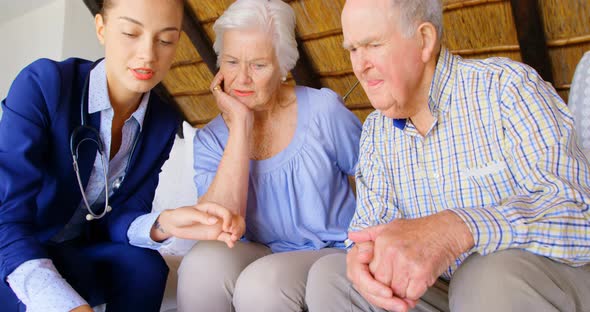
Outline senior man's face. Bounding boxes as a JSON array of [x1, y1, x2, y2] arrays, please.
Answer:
[[219, 29, 282, 110], [341, 0, 426, 119]]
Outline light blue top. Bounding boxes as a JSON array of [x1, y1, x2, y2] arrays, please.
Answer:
[[193, 86, 362, 252]]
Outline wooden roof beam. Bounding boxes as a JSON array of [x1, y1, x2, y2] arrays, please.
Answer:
[[509, 0, 554, 84], [292, 39, 322, 89], [182, 3, 218, 74]]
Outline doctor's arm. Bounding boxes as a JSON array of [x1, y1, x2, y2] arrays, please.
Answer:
[[0, 60, 89, 311]]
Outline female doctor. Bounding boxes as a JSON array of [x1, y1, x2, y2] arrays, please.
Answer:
[[0, 0, 244, 311]]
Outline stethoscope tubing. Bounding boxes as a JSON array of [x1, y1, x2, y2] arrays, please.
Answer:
[[70, 59, 139, 221]]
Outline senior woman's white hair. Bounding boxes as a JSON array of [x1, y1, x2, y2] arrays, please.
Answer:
[[391, 0, 443, 40], [213, 0, 299, 78]]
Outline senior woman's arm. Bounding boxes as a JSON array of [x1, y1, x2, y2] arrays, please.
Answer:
[[196, 73, 253, 217]]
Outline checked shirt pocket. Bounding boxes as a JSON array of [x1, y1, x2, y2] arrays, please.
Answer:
[[461, 161, 517, 207]]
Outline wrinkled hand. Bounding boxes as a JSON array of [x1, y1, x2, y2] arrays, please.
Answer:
[[346, 241, 416, 312], [157, 202, 245, 248], [349, 210, 474, 303], [210, 72, 253, 129]]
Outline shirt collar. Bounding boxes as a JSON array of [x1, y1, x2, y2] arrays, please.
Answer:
[[428, 47, 457, 116], [88, 59, 150, 130]]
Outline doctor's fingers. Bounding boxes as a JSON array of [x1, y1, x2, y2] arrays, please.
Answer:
[[161, 207, 218, 231], [194, 202, 233, 231], [173, 222, 224, 241], [177, 208, 220, 226]]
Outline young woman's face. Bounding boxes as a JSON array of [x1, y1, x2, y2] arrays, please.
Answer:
[[96, 0, 183, 95]]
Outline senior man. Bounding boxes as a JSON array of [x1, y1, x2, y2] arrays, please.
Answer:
[[306, 0, 590, 311]]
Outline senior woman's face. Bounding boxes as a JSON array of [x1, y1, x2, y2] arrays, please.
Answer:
[[219, 29, 282, 110]]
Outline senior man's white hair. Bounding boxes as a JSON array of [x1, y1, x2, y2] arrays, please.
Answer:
[[213, 0, 299, 78], [391, 0, 443, 40]]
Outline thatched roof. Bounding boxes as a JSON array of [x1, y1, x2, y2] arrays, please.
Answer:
[[83, 0, 590, 127]]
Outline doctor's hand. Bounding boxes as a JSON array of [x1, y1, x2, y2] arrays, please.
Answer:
[[349, 210, 474, 303], [152, 202, 243, 248], [346, 241, 416, 312], [210, 72, 254, 130]]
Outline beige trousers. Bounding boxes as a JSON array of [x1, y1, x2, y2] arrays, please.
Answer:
[[176, 240, 343, 312], [305, 249, 590, 312]]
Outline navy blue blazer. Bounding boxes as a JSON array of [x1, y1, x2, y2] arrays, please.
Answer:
[[0, 58, 180, 281]]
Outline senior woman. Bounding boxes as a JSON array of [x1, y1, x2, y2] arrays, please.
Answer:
[[176, 0, 361, 311]]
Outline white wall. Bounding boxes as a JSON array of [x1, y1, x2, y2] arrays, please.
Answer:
[[0, 0, 103, 118], [62, 0, 104, 62], [0, 0, 65, 103]]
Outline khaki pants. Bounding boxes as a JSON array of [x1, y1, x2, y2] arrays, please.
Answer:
[[176, 240, 343, 312], [305, 249, 590, 312]]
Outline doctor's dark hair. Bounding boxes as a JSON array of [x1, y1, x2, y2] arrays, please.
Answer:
[[99, 0, 114, 16], [99, 0, 185, 19]]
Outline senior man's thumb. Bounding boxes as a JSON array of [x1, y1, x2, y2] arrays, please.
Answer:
[[348, 224, 384, 243]]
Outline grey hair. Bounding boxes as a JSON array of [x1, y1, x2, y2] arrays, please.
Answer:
[[390, 0, 443, 40], [212, 0, 299, 78]]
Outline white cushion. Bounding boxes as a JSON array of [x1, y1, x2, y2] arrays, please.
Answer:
[[153, 121, 199, 256]]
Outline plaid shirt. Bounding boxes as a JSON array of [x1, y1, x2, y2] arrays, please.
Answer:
[[349, 47, 590, 279]]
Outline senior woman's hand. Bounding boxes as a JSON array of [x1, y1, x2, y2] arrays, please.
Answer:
[[210, 72, 253, 130]]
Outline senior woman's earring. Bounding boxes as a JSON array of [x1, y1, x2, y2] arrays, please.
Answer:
[[281, 76, 287, 83]]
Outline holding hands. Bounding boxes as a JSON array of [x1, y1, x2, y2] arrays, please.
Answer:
[[346, 241, 418, 311], [153, 202, 245, 248], [347, 210, 474, 312]]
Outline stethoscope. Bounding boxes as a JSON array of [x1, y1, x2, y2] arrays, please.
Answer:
[[69, 59, 139, 221]]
